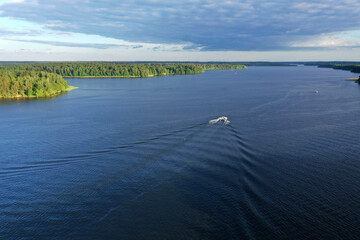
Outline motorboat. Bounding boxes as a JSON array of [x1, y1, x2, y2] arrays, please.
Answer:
[[209, 116, 230, 124]]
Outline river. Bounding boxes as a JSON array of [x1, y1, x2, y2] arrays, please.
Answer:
[[1, 66, 359, 239]]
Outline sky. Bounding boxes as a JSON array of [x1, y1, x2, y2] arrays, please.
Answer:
[[0, 0, 360, 61]]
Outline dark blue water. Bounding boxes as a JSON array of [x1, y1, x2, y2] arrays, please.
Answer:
[[1, 66, 360, 239]]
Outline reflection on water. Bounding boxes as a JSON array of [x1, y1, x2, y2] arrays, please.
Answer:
[[0, 66, 360, 239], [0, 91, 69, 105]]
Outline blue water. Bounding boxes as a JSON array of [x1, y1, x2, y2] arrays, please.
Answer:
[[1, 66, 360, 239]]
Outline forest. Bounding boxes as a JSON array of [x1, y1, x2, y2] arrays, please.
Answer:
[[0, 62, 246, 98], [0, 70, 70, 98], [0, 63, 246, 78]]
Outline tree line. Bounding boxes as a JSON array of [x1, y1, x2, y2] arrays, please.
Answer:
[[324, 65, 360, 84], [0, 62, 246, 98], [305, 62, 360, 85], [0, 62, 246, 78], [0, 70, 69, 98]]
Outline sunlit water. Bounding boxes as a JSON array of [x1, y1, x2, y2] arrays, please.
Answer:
[[1, 66, 360, 239]]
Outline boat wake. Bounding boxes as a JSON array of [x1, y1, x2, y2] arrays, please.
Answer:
[[209, 116, 230, 125]]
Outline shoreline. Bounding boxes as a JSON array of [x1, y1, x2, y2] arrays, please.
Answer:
[[63, 73, 168, 78], [63, 73, 185, 78], [0, 86, 78, 99], [345, 78, 359, 81], [64, 76, 142, 78], [62, 68, 246, 79], [62, 70, 229, 79]]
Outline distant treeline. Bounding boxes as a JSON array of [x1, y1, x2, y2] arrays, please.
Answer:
[[0, 63, 246, 78], [305, 62, 360, 84], [305, 62, 360, 73], [0, 70, 70, 98], [0, 62, 246, 98], [319, 65, 360, 74], [240, 62, 296, 66]]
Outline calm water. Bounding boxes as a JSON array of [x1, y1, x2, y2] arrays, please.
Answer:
[[1, 66, 360, 239]]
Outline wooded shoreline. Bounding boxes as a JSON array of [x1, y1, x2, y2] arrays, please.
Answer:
[[0, 63, 246, 98]]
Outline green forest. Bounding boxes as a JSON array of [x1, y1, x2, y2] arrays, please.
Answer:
[[0, 62, 246, 78], [0, 62, 246, 98], [0, 70, 71, 98]]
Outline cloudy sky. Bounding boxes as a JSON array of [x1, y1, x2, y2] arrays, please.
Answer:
[[0, 0, 360, 61]]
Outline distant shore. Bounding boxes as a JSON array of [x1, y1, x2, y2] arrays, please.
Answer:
[[0, 63, 246, 98], [64, 76, 143, 78], [64, 73, 177, 78]]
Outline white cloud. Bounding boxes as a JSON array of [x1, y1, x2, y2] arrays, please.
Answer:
[[1, 0, 360, 60], [1, 0, 360, 51], [289, 34, 360, 48], [0, 0, 24, 6]]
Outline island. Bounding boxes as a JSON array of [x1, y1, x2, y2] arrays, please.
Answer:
[[0, 63, 246, 98]]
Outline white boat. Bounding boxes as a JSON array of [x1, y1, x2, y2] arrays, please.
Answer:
[[209, 116, 230, 124]]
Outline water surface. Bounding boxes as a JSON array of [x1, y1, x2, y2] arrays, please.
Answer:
[[1, 66, 360, 239]]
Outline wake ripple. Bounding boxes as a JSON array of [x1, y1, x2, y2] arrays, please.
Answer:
[[0, 121, 209, 178]]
